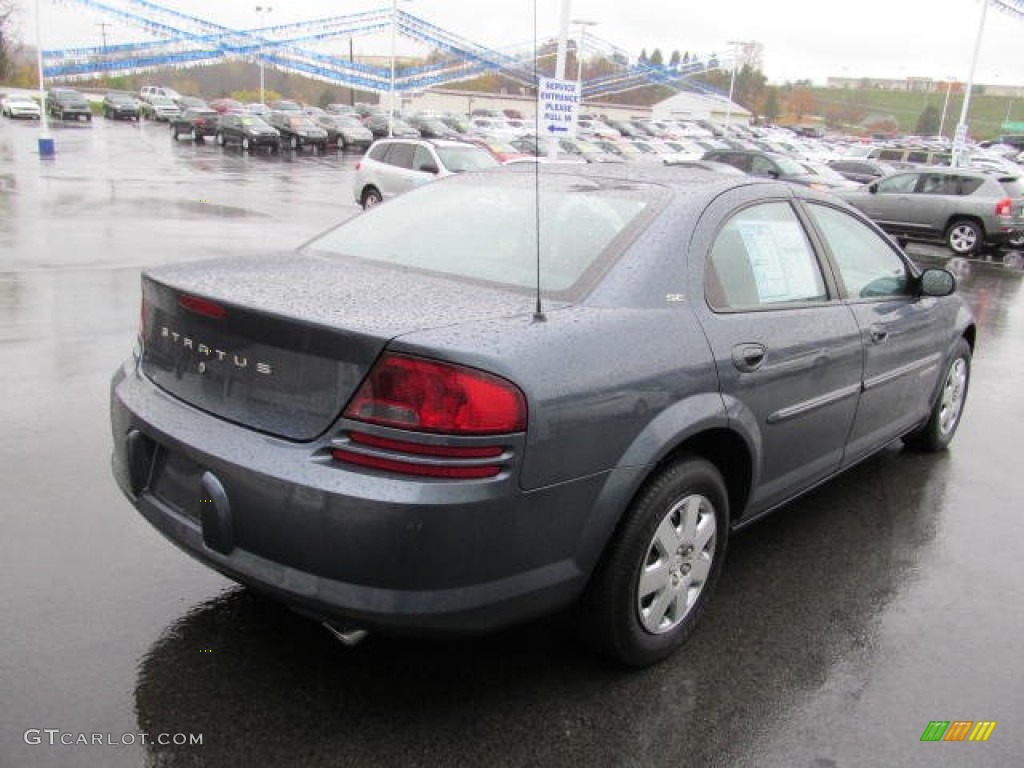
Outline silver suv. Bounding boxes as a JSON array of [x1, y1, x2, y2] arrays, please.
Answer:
[[837, 167, 1024, 254], [353, 138, 500, 209]]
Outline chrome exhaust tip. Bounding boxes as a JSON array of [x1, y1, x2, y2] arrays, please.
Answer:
[[322, 621, 370, 647]]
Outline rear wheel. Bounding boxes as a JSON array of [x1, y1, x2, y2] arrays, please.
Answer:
[[582, 457, 729, 667], [361, 188, 382, 209], [904, 338, 971, 452], [946, 219, 982, 255]]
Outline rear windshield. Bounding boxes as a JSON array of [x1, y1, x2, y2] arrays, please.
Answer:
[[304, 173, 665, 295]]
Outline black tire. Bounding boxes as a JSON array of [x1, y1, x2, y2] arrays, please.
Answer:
[[904, 337, 971, 452], [361, 188, 383, 209], [582, 457, 729, 667], [946, 219, 983, 255]]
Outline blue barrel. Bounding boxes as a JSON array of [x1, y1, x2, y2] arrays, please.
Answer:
[[38, 137, 55, 157]]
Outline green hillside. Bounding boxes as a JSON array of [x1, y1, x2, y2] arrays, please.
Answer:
[[808, 85, 1021, 139]]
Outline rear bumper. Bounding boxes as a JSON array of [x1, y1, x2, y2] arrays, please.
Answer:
[[110, 359, 620, 634]]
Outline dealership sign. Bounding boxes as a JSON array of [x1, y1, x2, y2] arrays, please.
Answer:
[[538, 77, 580, 138]]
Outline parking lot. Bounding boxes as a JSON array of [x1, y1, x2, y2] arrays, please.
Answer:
[[2, 116, 1024, 767]]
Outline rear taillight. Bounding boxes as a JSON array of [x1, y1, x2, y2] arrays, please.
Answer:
[[995, 198, 1012, 218], [333, 353, 526, 479], [178, 294, 227, 319], [343, 353, 526, 435]]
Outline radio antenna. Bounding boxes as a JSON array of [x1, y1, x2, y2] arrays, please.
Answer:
[[532, 0, 546, 322]]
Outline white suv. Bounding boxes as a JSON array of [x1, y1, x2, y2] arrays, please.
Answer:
[[352, 138, 500, 209], [139, 85, 182, 104]]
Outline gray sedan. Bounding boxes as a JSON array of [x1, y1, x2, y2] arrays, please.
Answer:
[[110, 166, 974, 666], [836, 166, 1024, 254]]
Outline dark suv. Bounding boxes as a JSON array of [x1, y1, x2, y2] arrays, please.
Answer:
[[702, 149, 850, 191], [102, 92, 141, 121], [215, 114, 281, 152], [837, 167, 1024, 254], [47, 88, 92, 122], [266, 112, 329, 151]]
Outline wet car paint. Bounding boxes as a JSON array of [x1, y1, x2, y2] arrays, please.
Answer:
[[1, 117, 1023, 767]]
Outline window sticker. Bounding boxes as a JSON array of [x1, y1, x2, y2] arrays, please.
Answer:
[[735, 220, 820, 303]]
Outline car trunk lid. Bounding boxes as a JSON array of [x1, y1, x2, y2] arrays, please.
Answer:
[[139, 252, 541, 441]]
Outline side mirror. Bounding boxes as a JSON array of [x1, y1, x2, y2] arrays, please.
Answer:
[[896, 235, 910, 250], [868, 182, 879, 194], [919, 268, 956, 297], [419, 163, 439, 175]]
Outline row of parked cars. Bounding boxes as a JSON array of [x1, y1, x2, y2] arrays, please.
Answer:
[[349, 110, 1024, 257]]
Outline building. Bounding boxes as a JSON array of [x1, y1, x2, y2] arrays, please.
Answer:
[[652, 90, 751, 124]]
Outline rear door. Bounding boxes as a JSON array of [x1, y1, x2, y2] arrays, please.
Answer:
[[379, 143, 429, 196], [690, 189, 864, 515]]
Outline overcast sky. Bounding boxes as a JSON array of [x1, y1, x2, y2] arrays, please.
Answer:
[[21, 0, 1024, 86]]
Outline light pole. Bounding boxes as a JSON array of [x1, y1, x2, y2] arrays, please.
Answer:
[[953, 0, 990, 167], [388, 0, 414, 136], [255, 5, 272, 106], [939, 77, 955, 139], [571, 19, 598, 84], [724, 40, 752, 127], [35, 0, 53, 157]]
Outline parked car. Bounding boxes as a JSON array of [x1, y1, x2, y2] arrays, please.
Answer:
[[208, 98, 245, 114], [102, 92, 141, 121], [270, 100, 304, 113], [836, 167, 1024, 254], [362, 114, 420, 139], [140, 85, 182, 104], [405, 115, 460, 139], [315, 115, 373, 150], [140, 96, 181, 122], [111, 165, 975, 667], [214, 113, 281, 152], [169, 108, 220, 142], [827, 159, 897, 185], [266, 112, 329, 150], [176, 96, 209, 111], [702, 149, 850, 190], [1, 93, 41, 119], [46, 88, 92, 122], [353, 137, 500, 208], [243, 102, 270, 117]]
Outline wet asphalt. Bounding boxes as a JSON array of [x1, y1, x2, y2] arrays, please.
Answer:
[[1, 116, 1022, 768]]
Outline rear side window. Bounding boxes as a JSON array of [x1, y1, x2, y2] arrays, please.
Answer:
[[705, 202, 827, 310], [367, 143, 389, 161], [999, 178, 1024, 197], [957, 176, 985, 196], [383, 143, 416, 169], [878, 149, 905, 162]]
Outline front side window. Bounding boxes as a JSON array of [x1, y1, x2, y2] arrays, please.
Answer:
[[807, 204, 908, 299], [705, 202, 827, 310], [876, 173, 919, 194]]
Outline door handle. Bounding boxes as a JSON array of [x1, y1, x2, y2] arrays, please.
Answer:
[[869, 325, 889, 344], [732, 343, 766, 373]]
